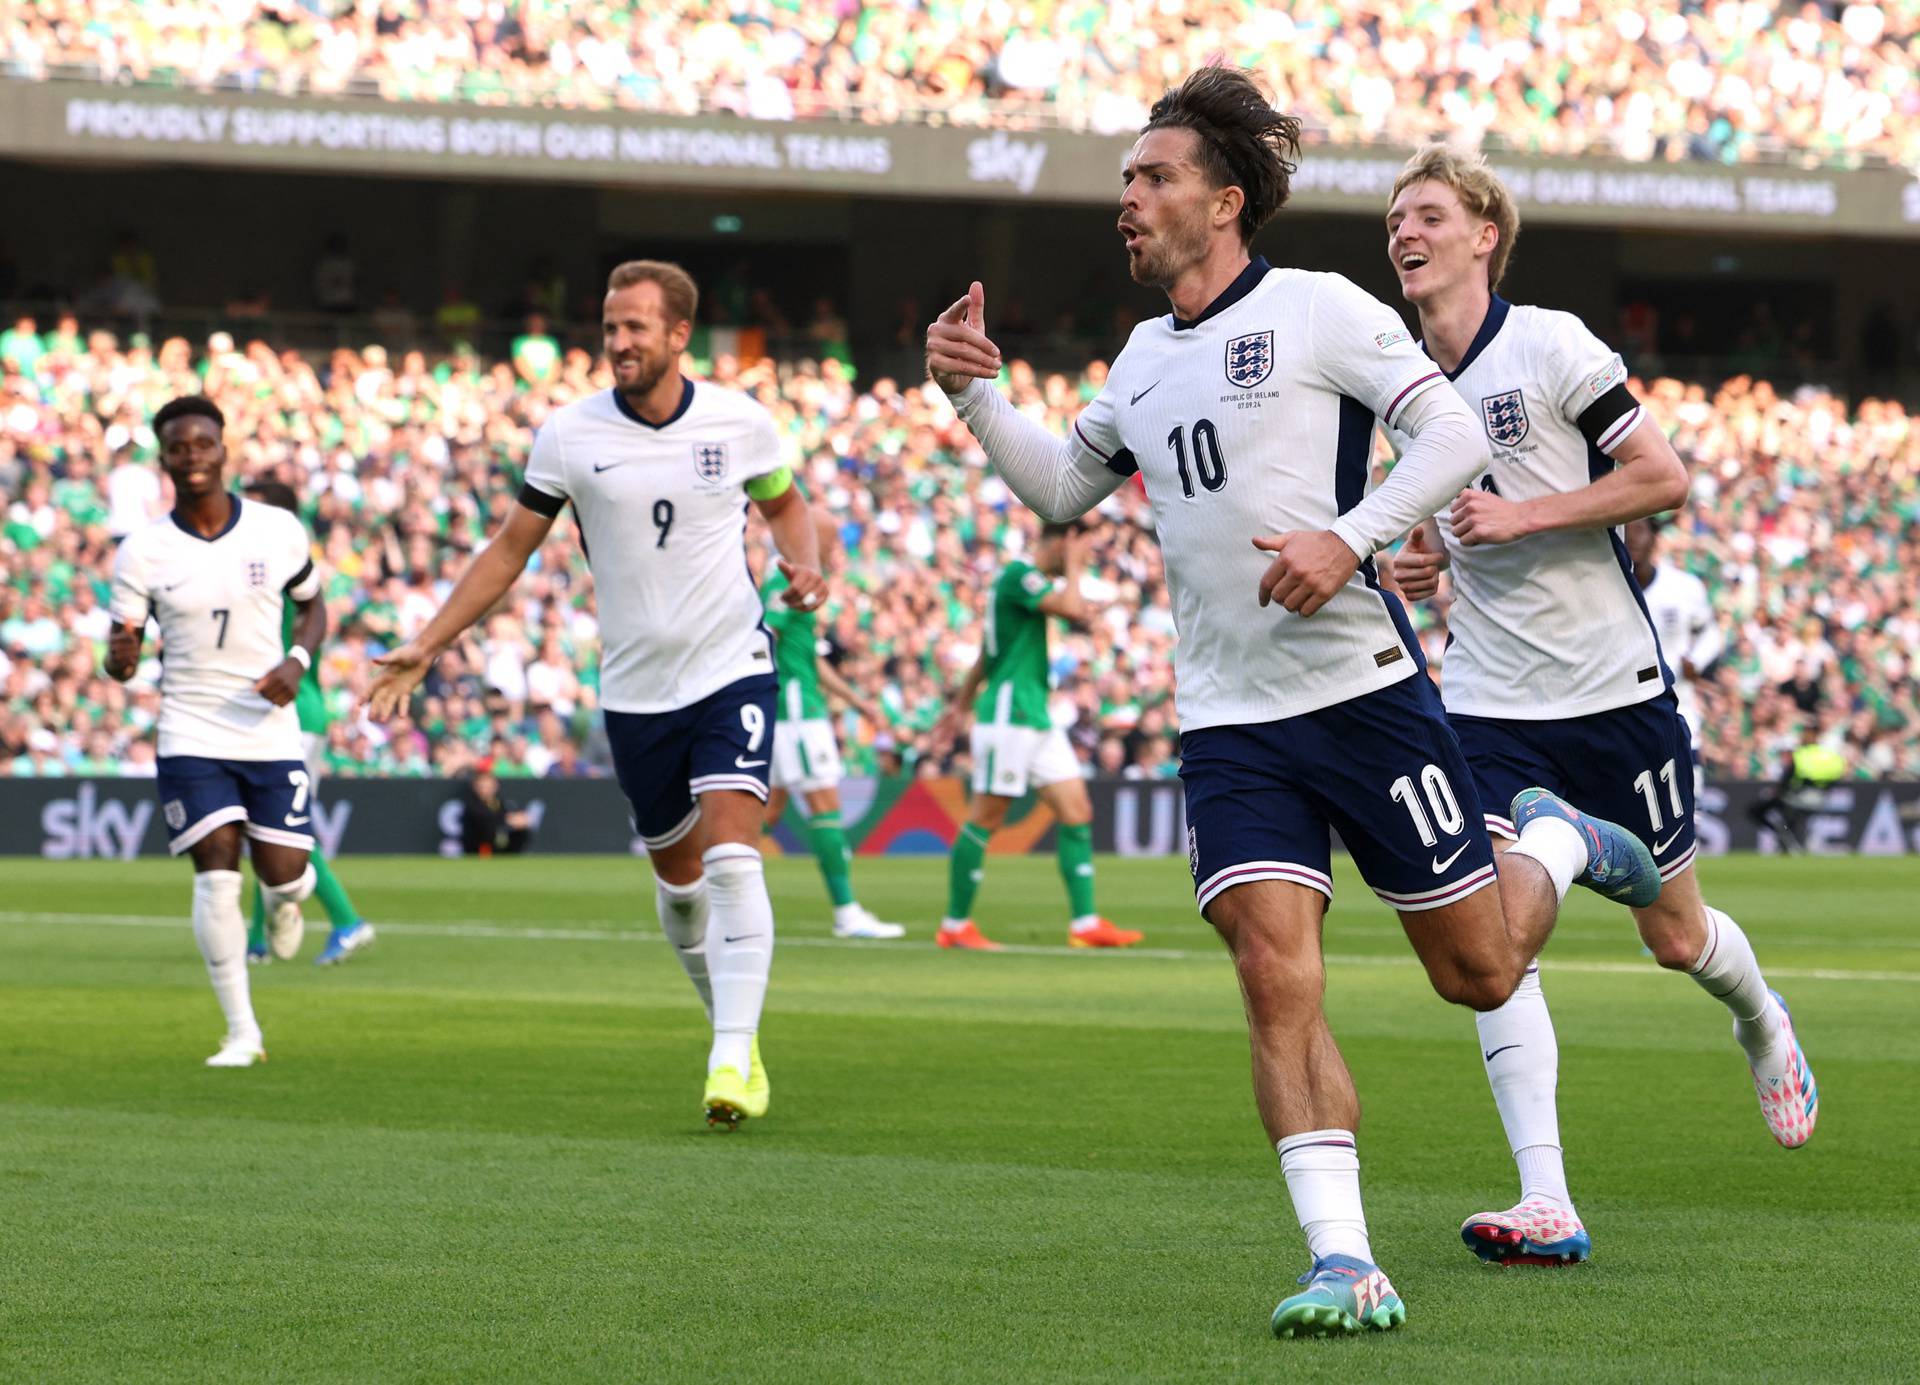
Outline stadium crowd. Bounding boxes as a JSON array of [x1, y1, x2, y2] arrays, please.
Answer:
[[5, 0, 1919, 167], [2, 314, 1917, 786]]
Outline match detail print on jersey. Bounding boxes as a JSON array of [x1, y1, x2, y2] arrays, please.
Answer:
[[1067, 259, 1450, 731], [1387, 296, 1668, 721]]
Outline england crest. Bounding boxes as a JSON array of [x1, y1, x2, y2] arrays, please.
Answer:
[[246, 559, 268, 588], [693, 443, 729, 482], [1224, 331, 1273, 389], [1481, 390, 1530, 447]]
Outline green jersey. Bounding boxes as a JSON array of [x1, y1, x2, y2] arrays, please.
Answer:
[[762, 568, 826, 721], [281, 600, 327, 734], [974, 561, 1054, 729]]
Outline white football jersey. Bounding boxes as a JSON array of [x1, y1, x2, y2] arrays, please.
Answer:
[[1641, 562, 1721, 741], [109, 498, 321, 760], [521, 381, 785, 714], [1388, 298, 1667, 719], [1073, 261, 1449, 730]]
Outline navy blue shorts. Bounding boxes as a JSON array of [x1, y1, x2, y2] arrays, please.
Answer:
[[605, 674, 778, 850], [156, 755, 315, 855], [1179, 673, 1497, 916], [1451, 692, 1697, 884]]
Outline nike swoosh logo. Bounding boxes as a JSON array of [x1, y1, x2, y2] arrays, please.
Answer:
[[1431, 841, 1470, 873], [1482, 1044, 1522, 1063], [591, 461, 626, 473], [722, 934, 764, 943], [285, 815, 310, 826], [1130, 381, 1161, 405], [735, 757, 767, 769], [1653, 829, 1683, 855]]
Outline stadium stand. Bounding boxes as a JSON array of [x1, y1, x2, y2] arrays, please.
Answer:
[[4, 0, 1919, 166], [3, 320, 1916, 783]]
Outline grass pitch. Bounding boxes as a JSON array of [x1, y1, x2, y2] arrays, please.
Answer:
[[2, 852, 1916, 1382]]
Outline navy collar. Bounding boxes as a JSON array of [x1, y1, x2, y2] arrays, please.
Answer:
[[1170, 256, 1272, 331], [169, 493, 242, 543], [1436, 295, 1510, 381], [612, 376, 695, 430]]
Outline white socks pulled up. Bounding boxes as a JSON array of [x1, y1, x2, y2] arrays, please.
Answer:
[[1277, 1129, 1372, 1263], [702, 843, 774, 1076], [192, 870, 259, 1043], [655, 874, 714, 1021]]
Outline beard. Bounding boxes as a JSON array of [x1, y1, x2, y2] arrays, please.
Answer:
[[614, 350, 672, 397], [1127, 211, 1212, 289]]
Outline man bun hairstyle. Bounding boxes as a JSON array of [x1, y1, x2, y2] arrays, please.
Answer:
[[153, 394, 226, 435], [1392, 145, 1522, 293], [1143, 66, 1303, 244]]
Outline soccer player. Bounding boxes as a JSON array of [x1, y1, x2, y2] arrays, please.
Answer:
[[931, 521, 1142, 950], [104, 395, 326, 1067], [761, 503, 905, 940], [367, 260, 825, 1130], [1628, 516, 1723, 751], [241, 479, 375, 967], [926, 66, 1656, 1337], [1383, 146, 1818, 1267]]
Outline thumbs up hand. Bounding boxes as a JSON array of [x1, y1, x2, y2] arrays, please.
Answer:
[[1391, 521, 1447, 602]]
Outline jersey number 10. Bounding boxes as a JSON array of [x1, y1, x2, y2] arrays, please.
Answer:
[[1167, 421, 1228, 499]]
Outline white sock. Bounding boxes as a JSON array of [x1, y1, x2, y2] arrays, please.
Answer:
[[940, 918, 969, 933], [1515, 1145, 1571, 1210], [1069, 914, 1100, 933], [260, 863, 316, 912], [703, 844, 774, 1076], [1690, 906, 1782, 1066], [1277, 1130, 1372, 1263], [1475, 965, 1573, 1210], [1508, 816, 1586, 903], [655, 875, 713, 1022], [192, 870, 259, 1043], [833, 902, 864, 928]]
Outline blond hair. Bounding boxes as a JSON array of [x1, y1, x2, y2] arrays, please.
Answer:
[[1392, 146, 1520, 292], [606, 259, 698, 327]]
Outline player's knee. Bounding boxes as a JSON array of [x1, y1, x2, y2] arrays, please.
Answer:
[[649, 832, 705, 886], [1229, 931, 1324, 1025], [1634, 898, 1705, 970], [1640, 923, 1698, 970], [1045, 784, 1094, 827], [970, 797, 1011, 832], [1429, 960, 1515, 1012]]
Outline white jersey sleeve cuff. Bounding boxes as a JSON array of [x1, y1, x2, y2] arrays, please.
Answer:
[[1381, 369, 1447, 429]]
